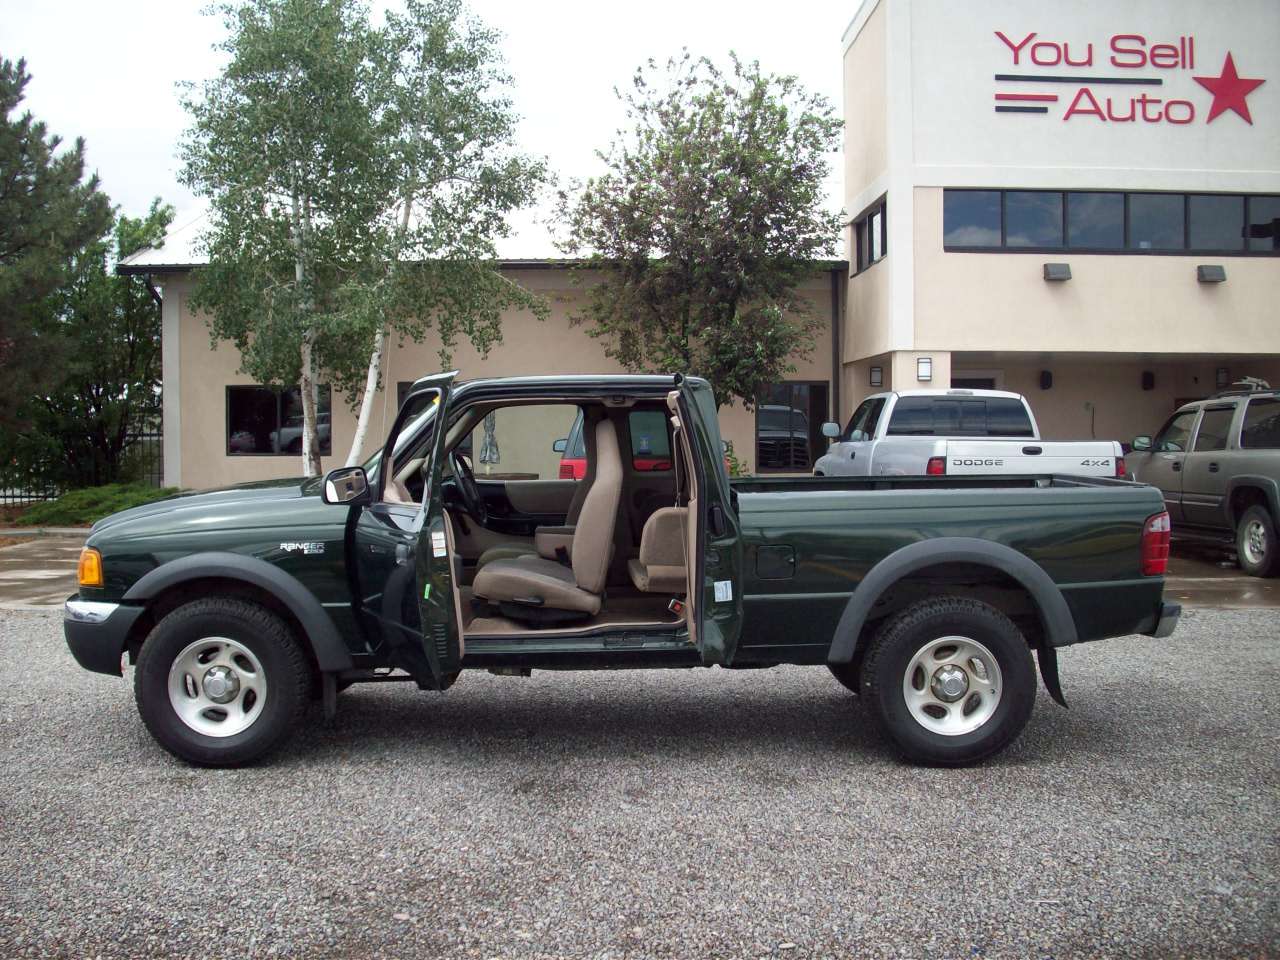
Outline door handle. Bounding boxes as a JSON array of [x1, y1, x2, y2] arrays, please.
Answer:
[[1172, 462, 1182, 472], [1022, 446, 1042, 455], [1208, 462, 1220, 473], [849, 450, 856, 460]]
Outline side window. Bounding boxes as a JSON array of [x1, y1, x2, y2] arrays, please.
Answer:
[[1155, 411, 1199, 452], [227, 384, 332, 456], [1241, 397, 1280, 449], [842, 398, 883, 441], [463, 404, 580, 480], [1193, 407, 1236, 452], [628, 409, 672, 471]]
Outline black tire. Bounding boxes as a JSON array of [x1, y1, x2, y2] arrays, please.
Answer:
[[828, 662, 859, 694], [1235, 505, 1278, 578], [134, 598, 311, 767], [862, 598, 1036, 766]]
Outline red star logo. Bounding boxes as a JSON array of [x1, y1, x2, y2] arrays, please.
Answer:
[[1194, 53, 1266, 124]]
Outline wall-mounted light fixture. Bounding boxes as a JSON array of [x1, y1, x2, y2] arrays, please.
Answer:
[[1141, 371, 1155, 391], [1216, 367, 1230, 388], [917, 357, 933, 382], [1197, 265, 1227, 283], [869, 366, 883, 388], [1039, 370, 1053, 390], [1043, 263, 1072, 281]]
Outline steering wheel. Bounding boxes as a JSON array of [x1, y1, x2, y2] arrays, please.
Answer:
[[450, 450, 488, 525]]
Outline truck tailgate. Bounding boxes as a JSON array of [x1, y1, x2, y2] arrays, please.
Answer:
[[944, 440, 1122, 478]]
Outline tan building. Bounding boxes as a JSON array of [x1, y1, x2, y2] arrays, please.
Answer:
[[841, 0, 1280, 443], [120, 242, 842, 489]]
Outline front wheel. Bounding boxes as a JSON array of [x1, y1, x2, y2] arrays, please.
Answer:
[[134, 598, 311, 767], [1236, 505, 1278, 577], [862, 598, 1036, 766]]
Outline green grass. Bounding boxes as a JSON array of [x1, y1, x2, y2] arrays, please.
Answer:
[[16, 483, 181, 527]]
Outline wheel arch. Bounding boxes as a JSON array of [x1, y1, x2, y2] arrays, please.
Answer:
[[827, 538, 1078, 669], [1226, 477, 1279, 525], [122, 553, 354, 673]]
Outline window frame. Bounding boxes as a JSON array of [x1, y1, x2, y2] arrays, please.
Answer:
[[942, 188, 1280, 257], [852, 198, 887, 275], [225, 383, 333, 458]]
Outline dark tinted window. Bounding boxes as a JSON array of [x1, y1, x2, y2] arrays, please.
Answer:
[[885, 396, 1031, 437], [987, 398, 1036, 437], [227, 385, 331, 456], [843, 397, 886, 441], [1155, 410, 1198, 452], [1241, 397, 1280, 449], [1067, 192, 1124, 248], [944, 191, 1001, 247], [757, 382, 829, 471], [1189, 195, 1244, 251], [870, 208, 884, 260], [1193, 407, 1236, 452], [1005, 191, 1063, 247], [1246, 196, 1280, 252], [1128, 194, 1184, 250]]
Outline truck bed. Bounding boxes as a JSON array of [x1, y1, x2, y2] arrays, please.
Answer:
[[732, 473, 1132, 494]]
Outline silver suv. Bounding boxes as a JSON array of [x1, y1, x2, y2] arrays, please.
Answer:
[[1128, 379, 1279, 577]]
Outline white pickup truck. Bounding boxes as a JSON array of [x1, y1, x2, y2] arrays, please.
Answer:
[[813, 389, 1126, 479]]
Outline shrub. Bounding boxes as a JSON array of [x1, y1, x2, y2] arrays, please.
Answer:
[[16, 483, 180, 527]]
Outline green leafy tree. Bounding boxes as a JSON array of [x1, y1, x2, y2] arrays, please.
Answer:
[[181, 0, 548, 476], [555, 53, 843, 408], [0, 56, 112, 427], [22, 200, 175, 487]]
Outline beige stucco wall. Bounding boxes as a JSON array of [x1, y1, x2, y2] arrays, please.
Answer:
[[844, 255, 892, 364], [842, 0, 889, 214], [913, 187, 1280, 355], [165, 267, 835, 489]]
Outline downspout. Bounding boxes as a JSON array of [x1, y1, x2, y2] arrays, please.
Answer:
[[145, 276, 162, 307], [830, 266, 843, 422]]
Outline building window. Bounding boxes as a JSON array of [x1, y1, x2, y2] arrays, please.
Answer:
[[1246, 196, 1280, 252], [1067, 192, 1124, 249], [853, 199, 886, 273], [943, 190, 1001, 247], [756, 382, 829, 472], [227, 385, 332, 456], [1005, 191, 1063, 248], [943, 189, 1280, 255], [1128, 193, 1184, 250]]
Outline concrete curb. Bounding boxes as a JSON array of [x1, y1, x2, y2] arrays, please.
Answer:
[[0, 527, 90, 538]]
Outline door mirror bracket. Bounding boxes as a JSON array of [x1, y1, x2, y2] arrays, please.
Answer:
[[322, 466, 372, 505]]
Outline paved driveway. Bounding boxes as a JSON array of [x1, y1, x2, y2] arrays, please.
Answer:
[[0, 536, 83, 607]]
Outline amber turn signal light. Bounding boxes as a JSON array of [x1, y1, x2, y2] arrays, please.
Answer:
[[77, 547, 104, 587]]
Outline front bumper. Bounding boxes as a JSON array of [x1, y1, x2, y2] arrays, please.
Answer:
[[64, 598, 146, 676], [1144, 601, 1181, 639]]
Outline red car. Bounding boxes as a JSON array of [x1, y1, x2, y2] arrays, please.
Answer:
[[555, 409, 724, 478]]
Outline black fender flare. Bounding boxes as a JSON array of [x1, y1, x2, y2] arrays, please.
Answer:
[[827, 537, 1078, 667], [123, 552, 354, 672], [1225, 476, 1280, 525]]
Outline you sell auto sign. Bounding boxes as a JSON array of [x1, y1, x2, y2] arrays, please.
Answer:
[[993, 30, 1266, 125]]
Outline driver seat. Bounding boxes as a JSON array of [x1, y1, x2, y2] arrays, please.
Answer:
[[471, 418, 622, 621]]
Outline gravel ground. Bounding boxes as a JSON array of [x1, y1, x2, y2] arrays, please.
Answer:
[[0, 607, 1276, 959]]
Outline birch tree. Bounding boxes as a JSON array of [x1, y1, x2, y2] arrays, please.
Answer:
[[181, 0, 548, 477]]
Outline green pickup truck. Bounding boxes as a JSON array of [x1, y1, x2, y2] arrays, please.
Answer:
[[64, 374, 1179, 767]]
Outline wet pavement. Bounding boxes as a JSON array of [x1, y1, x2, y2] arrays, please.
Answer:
[[0, 534, 1276, 610]]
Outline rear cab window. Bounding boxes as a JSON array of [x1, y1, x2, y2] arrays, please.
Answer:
[[629, 409, 673, 472], [886, 396, 1034, 437]]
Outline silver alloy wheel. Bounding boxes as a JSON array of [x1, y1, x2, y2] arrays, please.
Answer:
[[167, 637, 267, 738], [902, 635, 1003, 737], [1242, 519, 1267, 566]]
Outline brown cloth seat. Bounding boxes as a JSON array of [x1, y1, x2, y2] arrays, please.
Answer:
[[627, 507, 688, 593], [472, 419, 622, 619]]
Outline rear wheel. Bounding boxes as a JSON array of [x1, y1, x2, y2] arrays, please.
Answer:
[[1236, 505, 1278, 577], [134, 598, 310, 767], [862, 598, 1036, 766]]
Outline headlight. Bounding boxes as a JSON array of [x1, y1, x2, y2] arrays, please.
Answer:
[[77, 547, 104, 587]]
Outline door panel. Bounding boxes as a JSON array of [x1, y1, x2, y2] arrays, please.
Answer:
[[353, 503, 434, 677], [1136, 409, 1199, 522], [677, 379, 743, 666], [1181, 405, 1237, 529], [503, 479, 578, 516]]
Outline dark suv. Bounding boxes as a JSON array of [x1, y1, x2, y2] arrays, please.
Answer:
[[1128, 380, 1280, 576]]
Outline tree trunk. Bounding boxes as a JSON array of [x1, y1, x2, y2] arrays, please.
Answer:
[[345, 325, 387, 466], [299, 332, 321, 478]]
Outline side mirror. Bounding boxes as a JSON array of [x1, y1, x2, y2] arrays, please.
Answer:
[[1131, 435, 1153, 452], [821, 421, 841, 439], [322, 466, 371, 505], [552, 438, 568, 453]]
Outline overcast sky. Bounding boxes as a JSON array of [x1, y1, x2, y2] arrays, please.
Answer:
[[2, 0, 853, 255]]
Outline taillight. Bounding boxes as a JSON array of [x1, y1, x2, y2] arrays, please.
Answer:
[[1115, 455, 1127, 479], [558, 463, 575, 480], [1141, 511, 1171, 575], [926, 456, 946, 476]]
